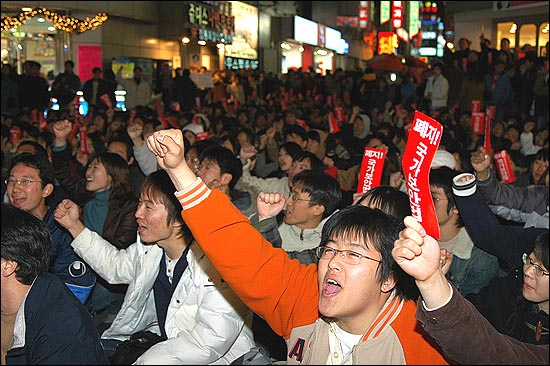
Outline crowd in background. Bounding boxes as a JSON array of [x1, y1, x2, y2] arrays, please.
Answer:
[[1, 33, 548, 365]]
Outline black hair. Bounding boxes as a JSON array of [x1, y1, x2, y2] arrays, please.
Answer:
[[1, 203, 50, 285], [10, 152, 55, 188], [284, 125, 308, 142], [319, 205, 408, 298], [64, 60, 75, 68], [90, 152, 135, 204], [429, 167, 464, 227], [295, 151, 324, 172], [532, 232, 549, 271], [15, 140, 48, 157], [199, 144, 243, 190], [292, 171, 342, 218], [356, 185, 411, 220], [281, 141, 303, 161], [140, 170, 193, 243]]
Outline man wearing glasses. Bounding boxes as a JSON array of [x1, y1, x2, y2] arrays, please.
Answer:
[[250, 170, 342, 254], [145, 128, 449, 364], [5, 152, 95, 303]]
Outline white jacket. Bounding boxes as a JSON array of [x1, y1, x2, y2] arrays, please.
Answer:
[[71, 228, 254, 364]]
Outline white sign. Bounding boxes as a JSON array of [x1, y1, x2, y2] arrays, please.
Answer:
[[294, 16, 318, 46]]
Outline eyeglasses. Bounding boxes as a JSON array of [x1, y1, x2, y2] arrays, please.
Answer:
[[289, 193, 311, 202], [522, 253, 549, 277], [432, 197, 448, 202], [186, 156, 200, 165], [316, 246, 381, 265], [5, 178, 42, 187]]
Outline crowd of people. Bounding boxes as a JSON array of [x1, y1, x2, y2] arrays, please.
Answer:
[[1, 35, 548, 365]]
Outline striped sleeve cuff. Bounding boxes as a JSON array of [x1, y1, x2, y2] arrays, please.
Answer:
[[174, 177, 211, 210], [452, 173, 477, 197]]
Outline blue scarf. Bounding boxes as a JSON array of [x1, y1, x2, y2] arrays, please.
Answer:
[[83, 189, 110, 235]]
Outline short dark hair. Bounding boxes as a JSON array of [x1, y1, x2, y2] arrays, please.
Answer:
[[295, 151, 324, 172], [64, 60, 74, 67], [140, 170, 193, 243], [319, 205, 406, 296], [10, 152, 55, 188], [1, 203, 51, 285], [284, 125, 308, 142], [199, 144, 242, 189], [292, 171, 342, 218], [429, 167, 464, 227], [356, 185, 411, 221], [92, 67, 101, 73], [134, 66, 143, 72]]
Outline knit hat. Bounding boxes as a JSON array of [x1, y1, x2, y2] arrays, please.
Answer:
[[431, 150, 456, 170], [181, 123, 204, 135]]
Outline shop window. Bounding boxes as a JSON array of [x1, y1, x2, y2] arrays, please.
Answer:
[[497, 21, 516, 49], [519, 24, 537, 52], [538, 22, 549, 57]]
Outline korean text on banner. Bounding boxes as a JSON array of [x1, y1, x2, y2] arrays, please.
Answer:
[[402, 111, 443, 239], [494, 150, 516, 184], [356, 147, 387, 194]]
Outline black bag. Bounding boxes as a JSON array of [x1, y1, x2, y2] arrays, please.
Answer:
[[108, 330, 164, 365]]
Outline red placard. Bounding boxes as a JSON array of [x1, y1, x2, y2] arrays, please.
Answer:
[[471, 99, 481, 113], [196, 131, 209, 141], [471, 112, 485, 135], [494, 150, 516, 183], [334, 106, 345, 123], [77, 45, 102, 83], [295, 119, 308, 130], [79, 126, 88, 155], [402, 111, 443, 239], [484, 114, 492, 154], [357, 147, 387, 194], [328, 112, 340, 134]]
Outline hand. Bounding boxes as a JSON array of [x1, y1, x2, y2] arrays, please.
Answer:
[[52, 119, 72, 145], [266, 126, 276, 140], [352, 192, 365, 205], [352, 105, 361, 115], [392, 216, 441, 282], [127, 121, 143, 141], [389, 171, 404, 189], [75, 151, 89, 166], [257, 192, 286, 221], [146, 129, 185, 171], [523, 121, 536, 133], [240, 143, 258, 161], [54, 199, 85, 237], [440, 249, 453, 275], [470, 146, 491, 179], [323, 156, 334, 168]]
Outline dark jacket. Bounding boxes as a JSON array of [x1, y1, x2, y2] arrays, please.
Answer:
[[82, 77, 116, 110], [453, 177, 548, 345], [6, 274, 109, 365], [171, 75, 198, 112], [416, 283, 548, 365], [51, 72, 81, 107], [52, 145, 138, 249], [17, 74, 50, 112]]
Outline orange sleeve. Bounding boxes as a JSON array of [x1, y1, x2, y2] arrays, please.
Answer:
[[393, 301, 450, 365], [180, 183, 319, 339]]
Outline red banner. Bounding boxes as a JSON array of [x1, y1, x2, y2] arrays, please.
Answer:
[[10, 126, 21, 147], [328, 112, 340, 134], [334, 106, 345, 123], [79, 126, 88, 154], [494, 150, 516, 183], [128, 109, 136, 125], [100, 93, 112, 110], [295, 119, 308, 130], [471, 112, 485, 135], [471, 99, 481, 113], [196, 131, 209, 141], [484, 114, 492, 153], [356, 147, 387, 194], [402, 111, 443, 239], [39, 111, 47, 131]]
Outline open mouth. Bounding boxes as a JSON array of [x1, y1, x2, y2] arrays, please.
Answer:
[[322, 278, 342, 296]]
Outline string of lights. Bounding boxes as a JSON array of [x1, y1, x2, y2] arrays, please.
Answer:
[[1, 7, 108, 33]]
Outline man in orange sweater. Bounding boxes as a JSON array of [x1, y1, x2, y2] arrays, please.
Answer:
[[145, 128, 450, 365]]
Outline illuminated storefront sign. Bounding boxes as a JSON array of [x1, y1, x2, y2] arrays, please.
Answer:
[[359, 1, 369, 29], [378, 31, 398, 54], [294, 16, 318, 45], [409, 1, 420, 36], [186, 2, 234, 43], [224, 56, 258, 70], [380, 1, 391, 24], [325, 27, 341, 51], [224, 1, 258, 60], [392, 1, 403, 29]]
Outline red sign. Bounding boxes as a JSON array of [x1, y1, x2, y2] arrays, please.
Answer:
[[494, 150, 516, 183], [10, 126, 21, 147], [357, 147, 387, 194], [328, 112, 340, 134], [392, 1, 403, 29], [77, 45, 102, 83], [471, 112, 485, 135], [471, 99, 481, 113], [196, 131, 209, 141], [79, 126, 89, 155], [486, 105, 496, 121], [359, 1, 369, 29], [334, 107, 345, 123], [484, 115, 492, 153], [402, 111, 443, 239]]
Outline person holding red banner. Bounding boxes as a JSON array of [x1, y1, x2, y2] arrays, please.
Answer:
[[472, 147, 548, 230], [145, 128, 450, 365], [393, 216, 548, 365], [429, 167, 500, 296], [82, 67, 116, 111]]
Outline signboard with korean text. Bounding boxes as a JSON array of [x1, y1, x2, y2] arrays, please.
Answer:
[[402, 111, 443, 239], [186, 2, 234, 44], [357, 147, 387, 194], [224, 1, 258, 60]]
